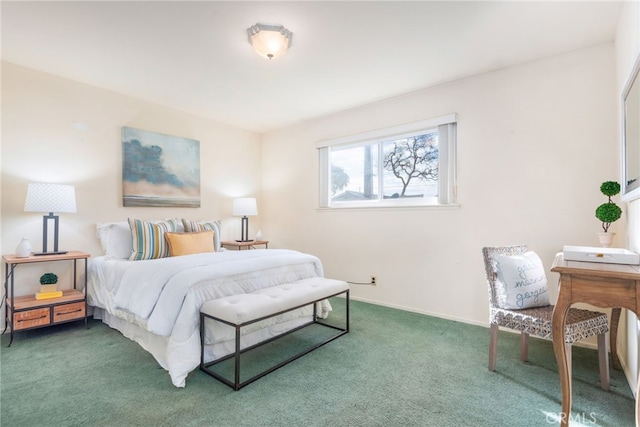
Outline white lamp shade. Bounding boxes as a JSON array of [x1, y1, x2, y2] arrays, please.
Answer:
[[232, 198, 257, 216], [248, 23, 292, 60], [24, 183, 77, 213]]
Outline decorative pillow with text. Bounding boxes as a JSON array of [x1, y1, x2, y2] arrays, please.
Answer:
[[494, 251, 550, 310]]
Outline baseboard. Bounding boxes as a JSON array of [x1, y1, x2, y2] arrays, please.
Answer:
[[348, 295, 486, 327], [348, 295, 604, 352], [616, 353, 637, 398]]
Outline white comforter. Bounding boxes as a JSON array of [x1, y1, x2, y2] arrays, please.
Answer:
[[87, 249, 325, 387]]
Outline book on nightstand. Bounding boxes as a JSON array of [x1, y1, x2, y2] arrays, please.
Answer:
[[35, 291, 63, 300]]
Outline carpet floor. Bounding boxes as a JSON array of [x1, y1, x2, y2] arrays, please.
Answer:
[[1, 298, 635, 426]]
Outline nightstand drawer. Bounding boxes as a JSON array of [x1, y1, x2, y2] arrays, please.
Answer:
[[54, 302, 85, 322], [14, 307, 51, 330]]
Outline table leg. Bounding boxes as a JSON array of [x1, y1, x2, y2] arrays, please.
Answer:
[[2, 264, 7, 335], [610, 307, 622, 370], [637, 375, 640, 427], [553, 293, 572, 427]]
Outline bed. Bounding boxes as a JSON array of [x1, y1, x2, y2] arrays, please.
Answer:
[[87, 219, 329, 387]]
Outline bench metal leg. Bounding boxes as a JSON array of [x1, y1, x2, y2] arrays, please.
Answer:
[[234, 325, 241, 390]]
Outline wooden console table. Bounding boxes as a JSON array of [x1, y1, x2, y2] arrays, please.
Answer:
[[551, 253, 640, 426]]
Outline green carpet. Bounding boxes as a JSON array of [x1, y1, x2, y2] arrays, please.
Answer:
[[1, 299, 635, 426]]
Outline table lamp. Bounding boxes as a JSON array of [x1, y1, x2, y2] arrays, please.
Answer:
[[24, 183, 77, 255], [232, 197, 257, 242]]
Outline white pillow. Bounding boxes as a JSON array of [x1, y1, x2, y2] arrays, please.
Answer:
[[494, 251, 550, 310], [96, 219, 185, 259], [96, 222, 133, 259]]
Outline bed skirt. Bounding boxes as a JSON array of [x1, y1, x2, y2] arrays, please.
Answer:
[[93, 307, 314, 386]]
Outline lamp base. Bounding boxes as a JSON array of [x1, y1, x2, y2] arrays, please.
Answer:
[[235, 239, 255, 243], [33, 250, 68, 256]]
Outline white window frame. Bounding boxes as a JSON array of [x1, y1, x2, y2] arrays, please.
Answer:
[[317, 114, 457, 209]]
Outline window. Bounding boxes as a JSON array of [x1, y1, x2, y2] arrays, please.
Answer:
[[318, 114, 457, 208]]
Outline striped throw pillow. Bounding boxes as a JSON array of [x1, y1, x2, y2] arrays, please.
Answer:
[[182, 219, 221, 252], [128, 218, 178, 260]]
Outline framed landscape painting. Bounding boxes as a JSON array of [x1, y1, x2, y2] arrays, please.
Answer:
[[122, 127, 201, 207]]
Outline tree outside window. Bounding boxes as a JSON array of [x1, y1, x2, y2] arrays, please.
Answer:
[[382, 131, 438, 198], [318, 114, 457, 208], [330, 131, 438, 202]]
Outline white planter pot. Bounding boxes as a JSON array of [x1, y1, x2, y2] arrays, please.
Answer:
[[597, 232, 615, 248]]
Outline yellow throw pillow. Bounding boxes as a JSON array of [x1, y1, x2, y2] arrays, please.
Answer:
[[165, 231, 215, 256]]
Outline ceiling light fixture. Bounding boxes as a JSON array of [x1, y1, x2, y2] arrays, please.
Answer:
[[247, 23, 292, 60]]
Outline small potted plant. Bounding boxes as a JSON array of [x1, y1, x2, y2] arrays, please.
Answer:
[[39, 273, 58, 293], [595, 181, 622, 247]]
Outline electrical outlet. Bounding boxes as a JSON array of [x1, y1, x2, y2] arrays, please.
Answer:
[[371, 276, 377, 286]]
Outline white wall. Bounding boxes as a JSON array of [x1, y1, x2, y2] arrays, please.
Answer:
[[261, 43, 619, 326], [1, 34, 626, 358], [615, 0, 640, 396], [1, 62, 262, 298]]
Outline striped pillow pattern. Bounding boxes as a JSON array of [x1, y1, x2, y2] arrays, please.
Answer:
[[182, 219, 221, 252], [128, 218, 178, 260]]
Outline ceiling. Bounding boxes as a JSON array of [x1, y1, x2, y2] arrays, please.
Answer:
[[1, 1, 624, 133]]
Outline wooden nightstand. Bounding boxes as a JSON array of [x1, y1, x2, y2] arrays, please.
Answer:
[[221, 240, 269, 250], [2, 251, 90, 346]]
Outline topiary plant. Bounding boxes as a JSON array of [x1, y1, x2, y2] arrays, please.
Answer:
[[39, 273, 58, 285], [595, 181, 622, 232]]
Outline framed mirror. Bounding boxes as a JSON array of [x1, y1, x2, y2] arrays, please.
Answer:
[[622, 53, 640, 201]]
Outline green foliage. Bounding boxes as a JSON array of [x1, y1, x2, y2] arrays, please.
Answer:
[[331, 165, 350, 195], [595, 181, 622, 232], [39, 273, 58, 285], [596, 203, 622, 225], [600, 181, 621, 197]]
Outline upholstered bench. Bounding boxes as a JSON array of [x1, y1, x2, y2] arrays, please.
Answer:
[[199, 277, 350, 390]]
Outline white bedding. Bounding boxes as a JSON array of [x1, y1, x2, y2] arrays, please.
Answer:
[[87, 249, 328, 387]]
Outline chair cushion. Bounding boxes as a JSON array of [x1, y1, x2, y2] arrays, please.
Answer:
[[490, 306, 609, 344], [494, 251, 550, 309]]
